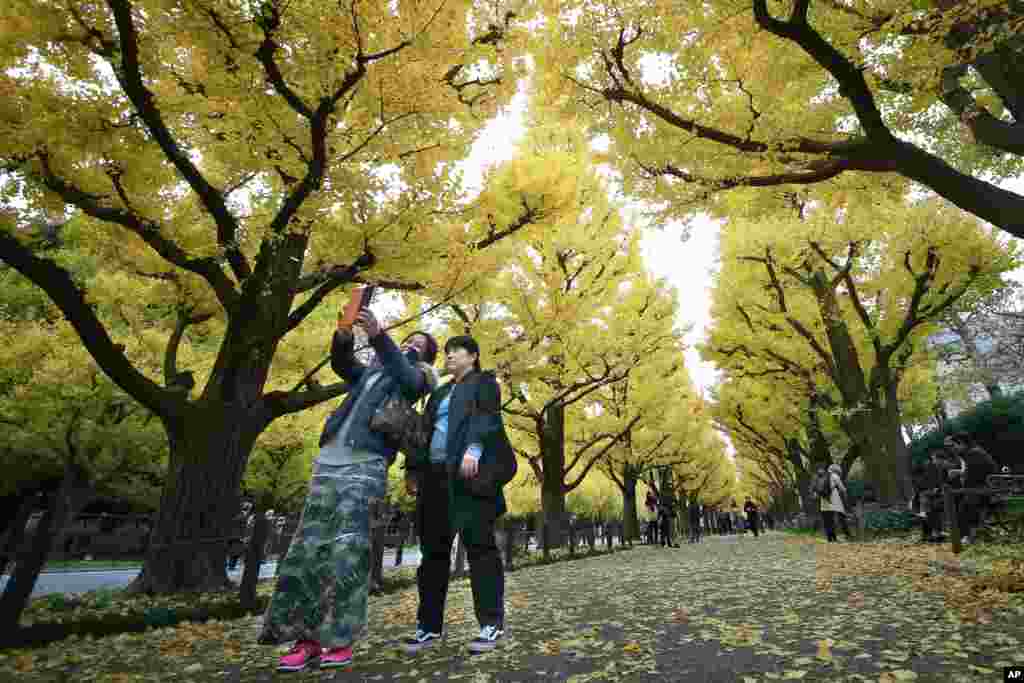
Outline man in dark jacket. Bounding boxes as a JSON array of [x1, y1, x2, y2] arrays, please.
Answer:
[[949, 432, 998, 544], [658, 495, 677, 547], [403, 336, 514, 655], [743, 498, 760, 538], [687, 500, 702, 544]]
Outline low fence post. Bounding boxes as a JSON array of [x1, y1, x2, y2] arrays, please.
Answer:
[[540, 521, 549, 562], [945, 486, 961, 555], [369, 502, 386, 593], [503, 522, 516, 571]]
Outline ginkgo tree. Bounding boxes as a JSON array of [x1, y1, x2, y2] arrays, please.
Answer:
[[0, 314, 165, 629], [702, 191, 1016, 502], [535, 0, 1023, 236], [0, 0, 566, 593], [596, 354, 711, 541], [489, 248, 684, 542]]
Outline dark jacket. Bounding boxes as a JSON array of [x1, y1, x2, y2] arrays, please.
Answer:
[[962, 444, 998, 488], [744, 501, 758, 516], [318, 330, 432, 461], [413, 370, 512, 526]]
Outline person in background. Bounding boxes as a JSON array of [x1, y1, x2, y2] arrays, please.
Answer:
[[658, 494, 677, 547], [731, 502, 744, 535], [820, 464, 852, 542], [948, 432, 998, 545], [688, 500, 702, 544], [260, 311, 438, 672], [743, 498, 760, 538], [644, 492, 659, 545]]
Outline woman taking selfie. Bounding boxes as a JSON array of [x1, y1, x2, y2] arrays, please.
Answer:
[[260, 308, 438, 672]]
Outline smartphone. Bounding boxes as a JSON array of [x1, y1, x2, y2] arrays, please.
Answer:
[[337, 285, 377, 329]]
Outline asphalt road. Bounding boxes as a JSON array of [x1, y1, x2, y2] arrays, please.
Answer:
[[1, 548, 427, 598]]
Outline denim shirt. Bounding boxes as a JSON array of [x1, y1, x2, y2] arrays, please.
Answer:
[[428, 388, 482, 466]]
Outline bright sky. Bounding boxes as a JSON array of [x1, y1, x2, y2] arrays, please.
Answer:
[[461, 89, 724, 396]]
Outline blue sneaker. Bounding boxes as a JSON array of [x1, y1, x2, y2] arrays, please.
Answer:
[[468, 625, 504, 653], [402, 628, 442, 654]]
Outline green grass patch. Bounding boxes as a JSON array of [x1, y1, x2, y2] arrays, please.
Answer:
[[42, 559, 143, 572]]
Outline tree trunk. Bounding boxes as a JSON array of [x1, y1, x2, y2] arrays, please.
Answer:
[[621, 471, 639, 542], [878, 380, 913, 503], [0, 463, 91, 634], [540, 404, 567, 547], [796, 470, 816, 516], [935, 398, 950, 429], [0, 494, 38, 579], [132, 411, 265, 594], [239, 502, 269, 610]]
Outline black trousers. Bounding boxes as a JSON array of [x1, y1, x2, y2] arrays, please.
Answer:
[[645, 520, 658, 545], [659, 517, 673, 546], [416, 466, 504, 633], [747, 513, 759, 537], [822, 511, 851, 541]]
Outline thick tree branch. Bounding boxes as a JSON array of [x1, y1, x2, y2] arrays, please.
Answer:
[[24, 155, 239, 308], [752, 0, 890, 139], [105, 0, 250, 282], [285, 253, 374, 334], [264, 382, 350, 420], [0, 232, 172, 417], [564, 414, 643, 492], [939, 64, 1024, 155], [580, 4, 1024, 236], [164, 307, 213, 390]]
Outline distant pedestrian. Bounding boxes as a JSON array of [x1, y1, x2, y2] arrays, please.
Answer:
[[719, 509, 732, 535], [819, 464, 852, 542], [260, 311, 438, 673], [743, 498, 760, 538], [731, 503, 744, 535], [658, 496, 676, 547], [688, 501, 702, 544], [644, 492, 659, 545]]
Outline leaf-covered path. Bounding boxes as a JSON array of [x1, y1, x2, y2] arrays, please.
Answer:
[[5, 533, 1023, 682]]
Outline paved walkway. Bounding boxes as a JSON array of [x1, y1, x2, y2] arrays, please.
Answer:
[[2, 548, 422, 598], [6, 533, 1024, 682]]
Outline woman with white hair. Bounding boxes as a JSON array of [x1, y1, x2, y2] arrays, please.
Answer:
[[820, 464, 852, 542]]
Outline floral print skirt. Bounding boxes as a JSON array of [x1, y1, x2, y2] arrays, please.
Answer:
[[259, 453, 387, 648]]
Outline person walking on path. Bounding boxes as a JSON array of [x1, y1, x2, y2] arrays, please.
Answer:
[[743, 498, 760, 538], [819, 464, 852, 542], [260, 311, 438, 672], [644, 492, 659, 545], [402, 336, 514, 655], [688, 501, 702, 544], [731, 503, 744, 535], [658, 495, 677, 547]]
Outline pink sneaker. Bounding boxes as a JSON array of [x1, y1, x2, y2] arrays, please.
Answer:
[[321, 646, 353, 668], [277, 640, 321, 672]]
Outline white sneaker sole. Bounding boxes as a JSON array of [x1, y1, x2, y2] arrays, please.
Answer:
[[402, 637, 442, 654], [320, 658, 353, 669]]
